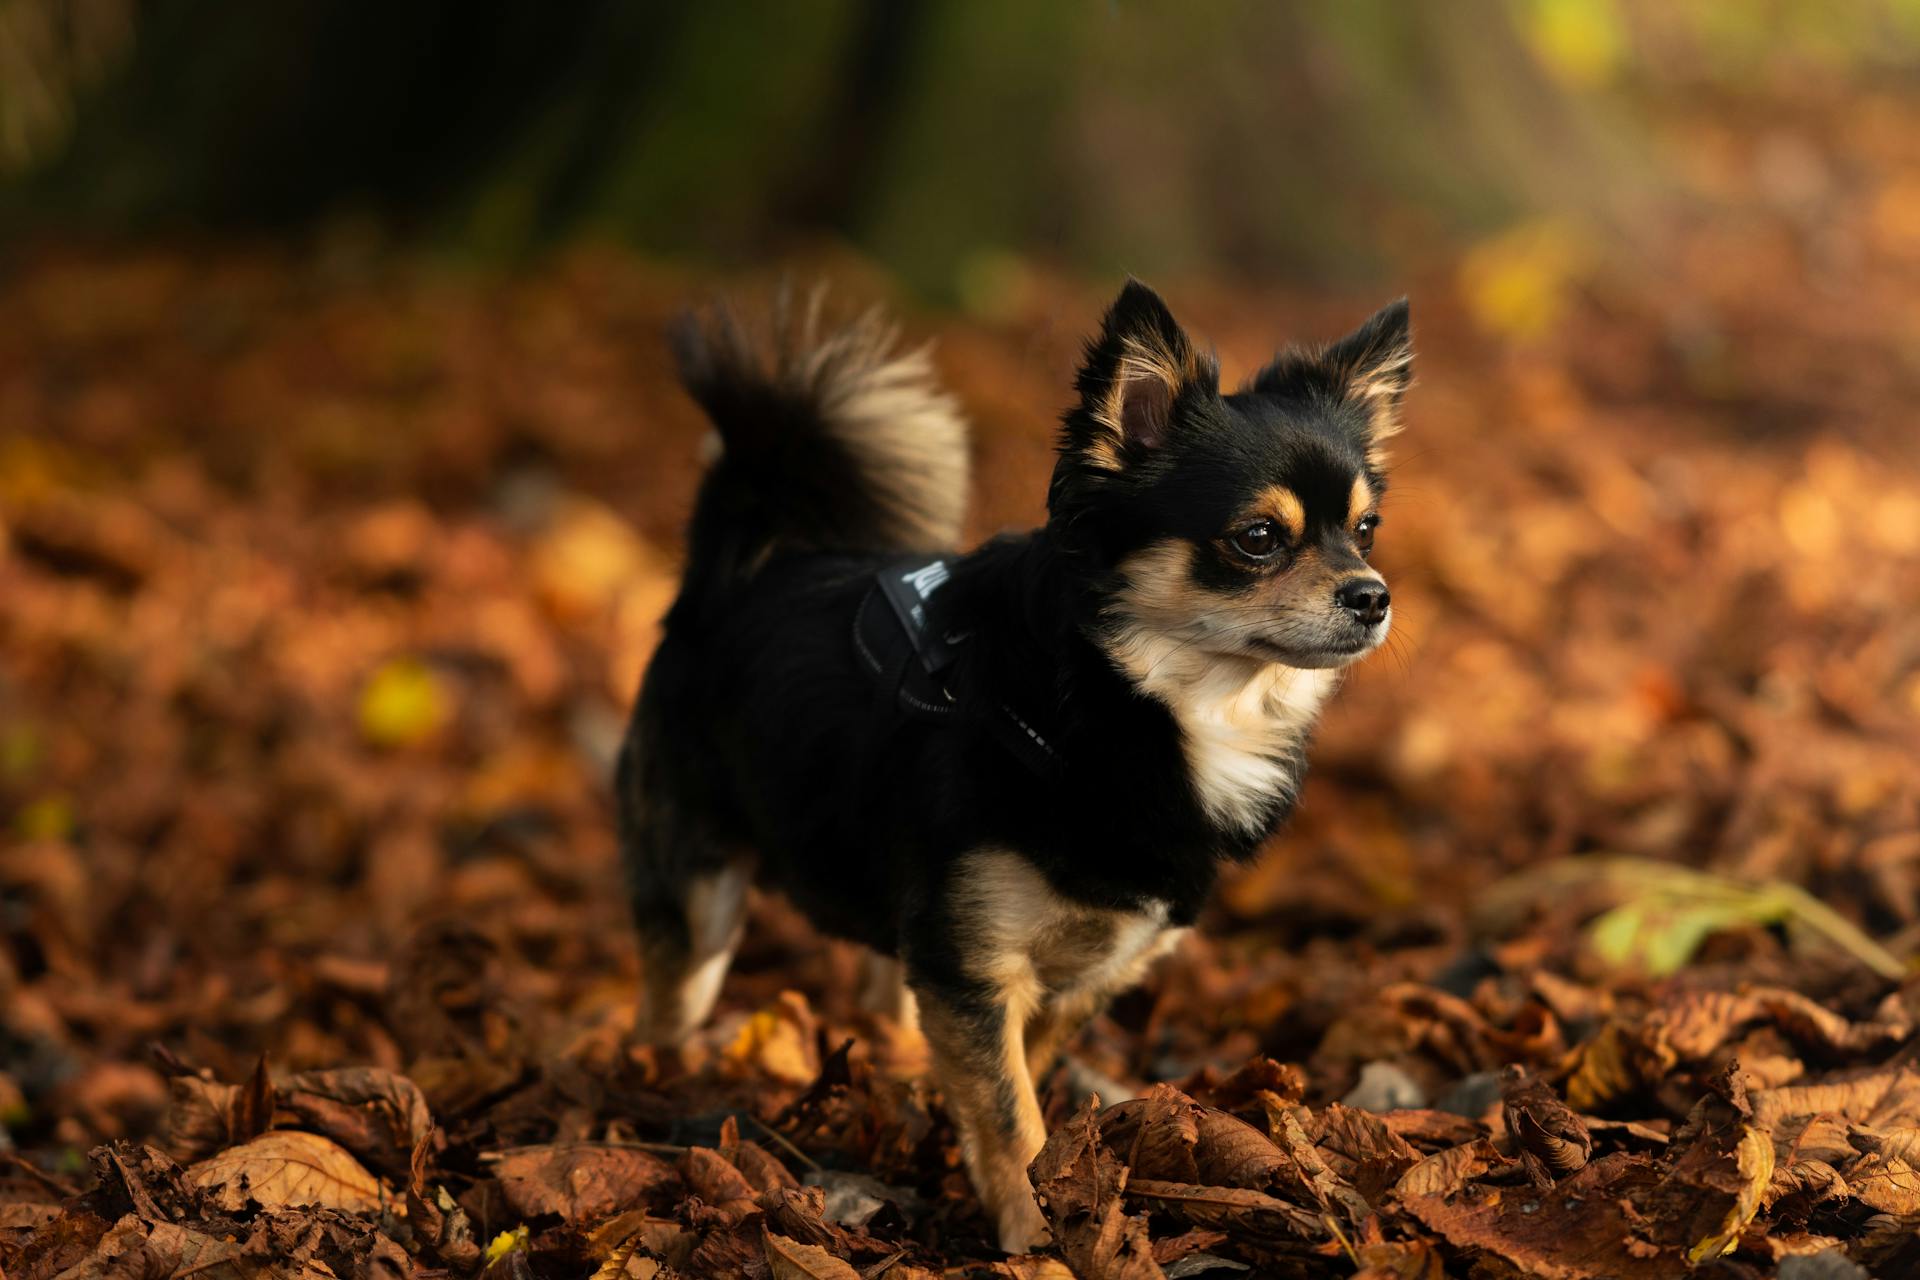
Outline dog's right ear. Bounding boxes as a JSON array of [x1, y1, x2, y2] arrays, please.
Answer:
[[1064, 280, 1217, 471]]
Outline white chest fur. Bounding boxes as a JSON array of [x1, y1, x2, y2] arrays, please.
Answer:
[[1113, 637, 1339, 836]]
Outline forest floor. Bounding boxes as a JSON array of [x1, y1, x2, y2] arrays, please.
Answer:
[[5, 91, 1920, 1280]]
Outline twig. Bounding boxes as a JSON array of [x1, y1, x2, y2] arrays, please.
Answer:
[[747, 1113, 821, 1172], [4, 1151, 78, 1199]]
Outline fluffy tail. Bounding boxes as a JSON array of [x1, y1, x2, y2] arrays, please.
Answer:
[[669, 290, 970, 597]]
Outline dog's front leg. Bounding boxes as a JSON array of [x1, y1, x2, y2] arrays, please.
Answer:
[[914, 981, 1051, 1254]]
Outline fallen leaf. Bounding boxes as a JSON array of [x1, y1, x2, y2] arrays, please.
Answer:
[[357, 656, 447, 747], [1402, 1153, 1679, 1279], [188, 1131, 383, 1214], [1688, 1123, 1775, 1262], [491, 1142, 680, 1222], [276, 1066, 433, 1176], [1500, 1065, 1592, 1187], [764, 1229, 861, 1280], [1123, 1179, 1324, 1241]]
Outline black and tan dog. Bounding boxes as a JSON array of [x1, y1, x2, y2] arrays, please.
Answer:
[[616, 281, 1408, 1252]]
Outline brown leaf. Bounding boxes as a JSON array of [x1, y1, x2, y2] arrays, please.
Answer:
[[491, 1142, 680, 1222], [1850, 1125, 1920, 1167], [85, 1141, 201, 1226], [1179, 1058, 1308, 1113], [1377, 1109, 1486, 1150], [1123, 1179, 1324, 1240], [1352, 1233, 1446, 1280], [1647, 987, 1909, 1063], [716, 1114, 801, 1194], [188, 1130, 384, 1214], [1843, 1152, 1920, 1215], [588, 1236, 660, 1280], [1099, 1085, 1201, 1183], [1391, 1139, 1509, 1200], [1500, 1065, 1592, 1188], [1686, 1122, 1775, 1262], [1563, 1020, 1656, 1112], [45, 1215, 263, 1280], [1031, 1099, 1165, 1280], [765, 1229, 861, 1280], [275, 1066, 433, 1177], [681, 1144, 761, 1226], [1269, 1106, 1370, 1226], [1756, 1068, 1920, 1129], [1147, 1227, 1228, 1265], [159, 1077, 244, 1162], [1316, 1104, 1422, 1206], [1402, 1152, 1679, 1280], [0, 1202, 60, 1229]]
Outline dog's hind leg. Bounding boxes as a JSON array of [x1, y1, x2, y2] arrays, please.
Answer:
[[632, 859, 750, 1046], [618, 739, 751, 1046], [855, 950, 920, 1033]]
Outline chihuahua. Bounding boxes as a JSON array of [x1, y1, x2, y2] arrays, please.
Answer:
[[617, 282, 1408, 1252]]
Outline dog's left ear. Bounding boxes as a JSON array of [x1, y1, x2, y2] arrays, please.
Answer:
[[1066, 280, 1218, 471], [1254, 298, 1412, 467]]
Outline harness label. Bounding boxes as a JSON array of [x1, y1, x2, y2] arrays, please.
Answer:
[[876, 558, 958, 672]]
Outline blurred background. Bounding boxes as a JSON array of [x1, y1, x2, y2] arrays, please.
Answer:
[[3, 0, 1919, 1205]]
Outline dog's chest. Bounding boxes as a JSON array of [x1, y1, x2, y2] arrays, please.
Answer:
[[1152, 663, 1339, 837]]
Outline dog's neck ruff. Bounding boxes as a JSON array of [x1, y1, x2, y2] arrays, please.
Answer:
[[1104, 621, 1339, 837], [853, 556, 1061, 777]]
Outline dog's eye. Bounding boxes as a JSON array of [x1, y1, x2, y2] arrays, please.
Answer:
[[1231, 521, 1281, 559], [1355, 515, 1380, 555]]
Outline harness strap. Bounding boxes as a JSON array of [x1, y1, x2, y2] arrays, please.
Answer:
[[853, 557, 1061, 778]]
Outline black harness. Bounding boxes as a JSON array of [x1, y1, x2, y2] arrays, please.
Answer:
[[853, 557, 1061, 778]]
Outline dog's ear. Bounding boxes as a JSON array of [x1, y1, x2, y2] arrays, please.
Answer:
[[1066, 280, 1217, 470], [1252, 298, 1412, 467]]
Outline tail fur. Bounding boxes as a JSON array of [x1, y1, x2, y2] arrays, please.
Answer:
[[669, 290, 970, 594]]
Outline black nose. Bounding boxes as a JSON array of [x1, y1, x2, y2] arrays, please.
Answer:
[[1334, 578, 1390, 625]]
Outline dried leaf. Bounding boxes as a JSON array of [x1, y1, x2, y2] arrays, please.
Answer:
[[1755, 1068, 1920, 1130], [1402, 1153, 1678, 1279], [1124, 1179, 1324, 1241], [187, 1131, 383, 1214], [1843, 1152, 1920, 1215], [1500, 1066, 1592, 1187], [491, 1142, 680, 1222], [276, 1066, 433, 1176], [1688, 1123, 1775, 1262], [1031, 1100, 1165, 1280], [765, 1229, 862, 1280], [1391, 1139, 1508, 1200]]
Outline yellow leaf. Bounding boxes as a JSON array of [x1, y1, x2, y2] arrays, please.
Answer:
[[1457, 221, 1592, 342], [14, 793, 73, 841], [358, 657, 447, 747], [486, 1225, 530, 1263], [726, 992, 819, 1086], [1688, 1124, 1774, 1263], [1520, 0, 1627, 88]]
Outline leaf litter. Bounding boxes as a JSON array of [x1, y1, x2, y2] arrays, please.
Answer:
[[5, 88, 1920, 1279]]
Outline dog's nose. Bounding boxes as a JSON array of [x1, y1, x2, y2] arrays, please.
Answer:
[[1334, 578, 1390, 625]]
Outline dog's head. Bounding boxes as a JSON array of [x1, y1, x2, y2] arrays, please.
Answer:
[[1049, 281, 1409, 672]]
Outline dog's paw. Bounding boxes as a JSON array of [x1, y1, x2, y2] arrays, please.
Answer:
[[995, 1196, 1053, 1256]]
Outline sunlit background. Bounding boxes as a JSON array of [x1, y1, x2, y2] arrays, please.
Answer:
[[2, 0, 1919, 1256]]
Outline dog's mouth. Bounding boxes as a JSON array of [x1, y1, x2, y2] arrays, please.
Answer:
[[1244, 613, 1389, 669]]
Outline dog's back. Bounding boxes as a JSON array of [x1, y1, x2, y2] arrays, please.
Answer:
[[617, 291, 970, 1043]]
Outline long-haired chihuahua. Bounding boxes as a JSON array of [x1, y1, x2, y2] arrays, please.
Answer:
[[617, 281, 1409, 1252]]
